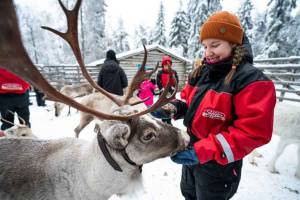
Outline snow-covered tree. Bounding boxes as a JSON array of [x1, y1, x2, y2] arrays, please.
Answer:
[[80, 0, 107, 62], [14, 0, 107, 64], [150, 1, 167, 46], [238, 0, 254, 41], [133, 25, 151, 48], [186, 0, 221, 58], [285, 13, 300, 56], [169, 0, 190, 57], [264, 0, 297, 57], [207, 0, 222, 15], [112, 18, 130, 53], [251, 13, 267, 57]]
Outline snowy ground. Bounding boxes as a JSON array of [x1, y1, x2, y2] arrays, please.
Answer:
[[5, 98, 300, 200]]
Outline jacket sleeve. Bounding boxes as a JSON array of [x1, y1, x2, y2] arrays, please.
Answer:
[[194, 81, 276, 165], [119, 68, 128, 88], [156, 71, 163, 90]]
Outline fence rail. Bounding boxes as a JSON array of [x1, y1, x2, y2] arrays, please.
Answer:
[[255, 56, 300, 102], [35, 56, 300, 102]]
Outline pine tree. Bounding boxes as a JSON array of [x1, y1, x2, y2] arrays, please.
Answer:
[[169, 0, 190, 57], [264, 0, 297, 57], [251, 13, 267, 57], [150, 1, 167, 46], [112, 19, 130, 53], [238, 0, 254, 41], [133, 25, 150, 48], [80, 0, 107, 62], [186, 0, 221, 59]]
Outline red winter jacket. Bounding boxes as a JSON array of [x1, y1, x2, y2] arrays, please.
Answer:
[[0, 68, 30, 94], [156, 68, 178, 90], [173, 60, 276, 165]]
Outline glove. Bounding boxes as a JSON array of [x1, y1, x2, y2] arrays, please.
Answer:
[[161, 103, 177, 117], [170, 147, 199, 165]]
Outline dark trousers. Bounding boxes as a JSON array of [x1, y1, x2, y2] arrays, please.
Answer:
[[35, 90, 46, 106], [180, 160, 242, 200], [0, 90, 31, 130]]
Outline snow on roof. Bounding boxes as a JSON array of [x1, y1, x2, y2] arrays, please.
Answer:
[[88, 44, 192, 66]]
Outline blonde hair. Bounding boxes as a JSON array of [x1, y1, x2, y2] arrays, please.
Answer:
[[190, 45, 245, 85]]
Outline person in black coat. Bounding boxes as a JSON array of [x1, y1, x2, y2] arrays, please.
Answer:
[[97, 50, 128, 96]]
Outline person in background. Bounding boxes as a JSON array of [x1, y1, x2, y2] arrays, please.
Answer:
[[137, 75, 156, 107], [155, 55, 178, 124], [34, 87, 46, 107], [164, 11, 276, 199], [0, 67, 31, 130], [156, 55, 178, 95], [97, 50, 128, 96]]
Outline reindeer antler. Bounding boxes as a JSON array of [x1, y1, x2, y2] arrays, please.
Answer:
[[0, 0, 177, 121]]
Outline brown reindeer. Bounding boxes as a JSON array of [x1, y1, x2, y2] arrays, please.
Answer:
[[0, 1, 189, 199]]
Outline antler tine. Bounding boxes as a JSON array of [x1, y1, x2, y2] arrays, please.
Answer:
[[127, 65, 178, 118], [0, 0, 138, 121], [0, 117, 19, 127], [41, 0, 123, 107], [7, 110, 26, 126], [122, 44, 148, 105]]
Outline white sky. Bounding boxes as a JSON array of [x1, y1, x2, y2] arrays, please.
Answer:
[[105, 0, 269, 38], [15, 0, 271, 41]]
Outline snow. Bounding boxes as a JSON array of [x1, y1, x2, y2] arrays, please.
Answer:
[[9, 98, 300, 199]]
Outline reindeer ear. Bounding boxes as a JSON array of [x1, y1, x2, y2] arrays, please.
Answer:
[[101, 123, 131, 149]]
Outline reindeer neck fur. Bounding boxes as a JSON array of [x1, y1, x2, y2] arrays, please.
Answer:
[[0, 137, 141, 200]]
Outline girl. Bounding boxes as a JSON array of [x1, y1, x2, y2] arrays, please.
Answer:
[[168, 11, 276, 199], [137, 76, 156, 107]]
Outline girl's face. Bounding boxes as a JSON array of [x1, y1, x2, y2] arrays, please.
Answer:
[[202, 38, 233, 63]]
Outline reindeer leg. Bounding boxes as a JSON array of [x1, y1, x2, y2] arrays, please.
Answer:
[[74, 114, 93, 138], [67, 106, 71, 116], [267, 138, 293, 174]]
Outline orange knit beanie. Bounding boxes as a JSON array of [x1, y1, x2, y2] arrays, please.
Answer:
[[200, 11, 243, 45]]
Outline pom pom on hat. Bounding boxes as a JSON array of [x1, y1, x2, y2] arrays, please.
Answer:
[[200, 11, 244, 45]]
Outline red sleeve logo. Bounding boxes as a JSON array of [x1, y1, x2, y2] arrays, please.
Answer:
[[202, 108, 226, 121]]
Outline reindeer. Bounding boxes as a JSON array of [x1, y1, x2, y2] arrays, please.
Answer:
[[0, 111, 36, 138], [54, 83, 94, 116], [74, 67, 158, 138], [0, 123, 36, 139], [248, 103, 300, 179], [0, 1, 190, 199]]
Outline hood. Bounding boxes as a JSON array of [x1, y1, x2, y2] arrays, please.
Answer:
[[102, 60, 120, 73], [242, 34, 253, 64]]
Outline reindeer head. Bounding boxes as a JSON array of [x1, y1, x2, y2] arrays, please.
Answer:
[[4, 125, 36, 138], [0, 114, 36, 139], [99, 106, 189, 165]]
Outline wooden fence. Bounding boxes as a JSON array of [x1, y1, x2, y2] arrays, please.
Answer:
[[36, 56, 300, 102], [254, 56, 300, 102]]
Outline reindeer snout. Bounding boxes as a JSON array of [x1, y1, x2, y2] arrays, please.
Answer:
[[178, 130, 190, 150]]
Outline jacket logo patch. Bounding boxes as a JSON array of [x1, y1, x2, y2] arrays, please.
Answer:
[[202, 109, 225, 121]]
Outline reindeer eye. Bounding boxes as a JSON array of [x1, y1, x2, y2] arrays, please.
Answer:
[[142, 132, 155, 141], [142, 128, 156, 142]]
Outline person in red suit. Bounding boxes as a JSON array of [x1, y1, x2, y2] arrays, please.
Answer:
[[0, 67, 31, 130], [155, 55, 178, 124], [165, 11, 276, 200]]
